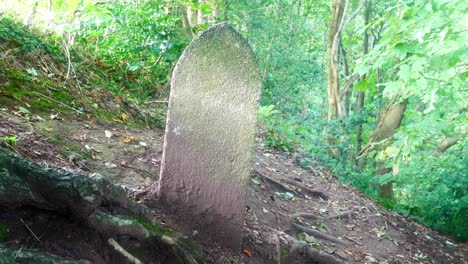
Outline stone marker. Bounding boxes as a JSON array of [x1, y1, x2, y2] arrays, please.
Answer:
[[157, 23, 261, 250]]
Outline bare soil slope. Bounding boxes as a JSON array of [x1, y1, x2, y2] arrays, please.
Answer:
[[0, 109, 466, 263]]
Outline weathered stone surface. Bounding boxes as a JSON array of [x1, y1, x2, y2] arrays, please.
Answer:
[[158, 23, 261, 250]]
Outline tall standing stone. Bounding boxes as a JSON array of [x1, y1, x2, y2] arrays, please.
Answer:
[[157, 23, 261, 250]]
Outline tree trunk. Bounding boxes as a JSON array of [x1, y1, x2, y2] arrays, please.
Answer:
[[327, 0, 348, 121], [26, 0, 39, 27], [359, 99, 408, 199], [197, 0, 205, 25], [356, 0, 371, 155]]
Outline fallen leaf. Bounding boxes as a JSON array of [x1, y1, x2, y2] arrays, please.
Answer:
[[104, 162, 117, 168], [122, 133, 137, 143], [84, 120, 93, 125], [121, 113, 129, 122], [250, 177, 260, 185], [104, 130, 113, 139], [262, 207, 268, 213], [242, 249, 252, 257]]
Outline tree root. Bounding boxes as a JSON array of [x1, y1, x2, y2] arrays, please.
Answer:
[[280, 231, 345, 264], [255, 170, 298, 195], [328, 210, 356, 220], [280, 178, 328, 200], [253, 169, 327, 200], [0, 147, 200, 263], [291, 223, 349, 245], [290, 213, 323, 221]]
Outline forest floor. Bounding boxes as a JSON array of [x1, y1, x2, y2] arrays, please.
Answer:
[[0, 108, 467, 263]]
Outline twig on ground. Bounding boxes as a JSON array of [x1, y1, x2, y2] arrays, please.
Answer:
[[108, 238, 143, 264], [19, 218, 43, 245], [343, 236, 363, 245], [32, 91, 80, 112]]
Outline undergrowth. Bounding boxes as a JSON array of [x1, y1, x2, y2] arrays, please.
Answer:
[[260, 105, 468, 242], [0, 17, 170, 128]]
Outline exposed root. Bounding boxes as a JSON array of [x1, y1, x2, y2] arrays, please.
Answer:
[[290, 213, 331, 233], [253, 169, 328, 201], [328, 211, 356, 220], [254, 170, 298, 195], [290, 213, 323, 221], [280, 178, 328, 200], [281, 232, 344, 264], [291, 223, 349, 245], [0, 147, 201, 263]]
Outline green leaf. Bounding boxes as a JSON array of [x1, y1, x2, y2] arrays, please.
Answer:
[[18, 106, 31, 114], [398, 64, 411, 81], [276, 192, 295, 200], [250, 177, 260, 185]]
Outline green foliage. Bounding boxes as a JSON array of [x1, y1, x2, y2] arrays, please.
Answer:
[[0, 224, 9, 241], [248, 0, 467, 241], [74, 0, 188, 101], [1, 136, 17, 146], [0, 17, 59, 55]]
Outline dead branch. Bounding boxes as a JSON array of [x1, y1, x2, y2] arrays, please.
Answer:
[[20, 218, 43, 245]]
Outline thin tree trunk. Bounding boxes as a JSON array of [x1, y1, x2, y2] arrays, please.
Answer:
[[212, 1, 220, 21], [356, 0, 371, 155], [26, 0, 39, 27], [359, 99, 408, 199], [340, 42, 351, 116], [197, 0, 204, 25], [327, 0, 348, 121]]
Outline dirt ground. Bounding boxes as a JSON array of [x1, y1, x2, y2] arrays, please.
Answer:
[[0, 108, 467, 263]]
